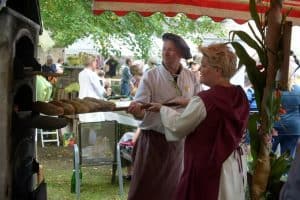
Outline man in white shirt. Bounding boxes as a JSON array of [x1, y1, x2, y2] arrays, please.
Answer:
[[127, 33, 201, 200], [78, 55, 106, 99]]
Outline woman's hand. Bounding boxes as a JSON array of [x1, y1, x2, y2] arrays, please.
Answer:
[[147, 103, 162, 112]]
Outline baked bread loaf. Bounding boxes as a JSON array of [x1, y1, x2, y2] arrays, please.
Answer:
[[83, 97, 116, 111], [61, 99, 90, 113], [32, 101, 64, 116], [73, 98, 100, 112], [49, 100, 75, 115]]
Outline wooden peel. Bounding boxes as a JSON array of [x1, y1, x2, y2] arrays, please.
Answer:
[[111, 102, 181, 111], [162, 102, 181, 107], [58, 98, 181, 115], [139, 102, 181, 109], [112, 106, 130, 111]]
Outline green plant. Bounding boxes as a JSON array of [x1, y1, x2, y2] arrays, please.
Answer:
[[65, 82, 80, 93], [67, 56, 81, 66], [230, 0, 293, 199]]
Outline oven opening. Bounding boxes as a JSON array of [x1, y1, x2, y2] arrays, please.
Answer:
[[14, 36, 41, 80]]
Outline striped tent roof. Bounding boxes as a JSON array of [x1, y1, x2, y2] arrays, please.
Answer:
[[93, 0, 300, 25]]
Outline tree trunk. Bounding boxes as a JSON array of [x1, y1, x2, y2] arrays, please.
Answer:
[[251, 0, 282, 199]]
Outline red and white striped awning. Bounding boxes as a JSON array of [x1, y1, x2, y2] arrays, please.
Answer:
[[93, 0, 300, 25]]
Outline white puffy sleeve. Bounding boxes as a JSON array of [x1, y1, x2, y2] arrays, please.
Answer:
[[160, 96, 206, 141]]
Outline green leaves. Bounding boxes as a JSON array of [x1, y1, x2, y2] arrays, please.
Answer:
[[231, 41, 265, 112], [249, 0, 263, 36], [230, 0, 269, 115], [40, 0, 225, 59], [269, 152, 292, 183], [264, 152, 293, 200], [248, 113, 260, 163], [230, 29, 267, 66], [268, 90, 281, 126]]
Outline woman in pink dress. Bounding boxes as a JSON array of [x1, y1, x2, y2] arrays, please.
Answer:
[[148, 43, 249, 200]]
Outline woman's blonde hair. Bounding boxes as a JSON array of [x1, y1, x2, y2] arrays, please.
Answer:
[[199, 43, 237, 79], [84, 55, 96, 67]]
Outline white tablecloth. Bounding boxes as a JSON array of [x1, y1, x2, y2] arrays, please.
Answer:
[[78, 111, 139, 127]]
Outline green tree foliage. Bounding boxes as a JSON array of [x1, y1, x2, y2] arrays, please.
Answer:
[[40, 0, 225, 59]]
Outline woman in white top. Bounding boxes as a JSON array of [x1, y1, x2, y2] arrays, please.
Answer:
[[78, 55, 106, 99]]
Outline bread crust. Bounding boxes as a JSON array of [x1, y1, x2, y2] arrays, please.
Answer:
[[32, 101, 64, 116], [49, 100, 75, 115]]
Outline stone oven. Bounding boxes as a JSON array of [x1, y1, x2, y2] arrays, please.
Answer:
[[0, 1, 43, 199]]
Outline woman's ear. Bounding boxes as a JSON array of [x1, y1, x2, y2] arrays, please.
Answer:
[[215, 67, 223, 76]]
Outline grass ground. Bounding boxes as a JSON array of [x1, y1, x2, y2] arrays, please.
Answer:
[[38, 145, 129, 200]]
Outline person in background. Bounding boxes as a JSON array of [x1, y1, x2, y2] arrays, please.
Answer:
[[127, 33, 201, 200], [147, 43, 249, 200], [143, 57, 158, 73], [106, 56, 119, 78], [120, 58, 133, 96], [78, 56, 107, 147], [119, 61, 143, 180], [96, 55, 104, 70], [97, 69, 112, 96], [42, 55, 57, 73], [119, 128, 141, 181], [78, 55, 107, 99], [243, 75, 258, 146], [130, 61, 143, 97], [55, 57, 64, 74], [244, 75, 257, 112], [121, 62, 143, 180], [35, 75, 53, 102], [189, 55, 202, 92], [272, 70, 300, 158], [42, 55, 57, 84]]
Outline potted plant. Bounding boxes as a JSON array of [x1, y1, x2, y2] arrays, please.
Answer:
[[230, 0, 293, 199]]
